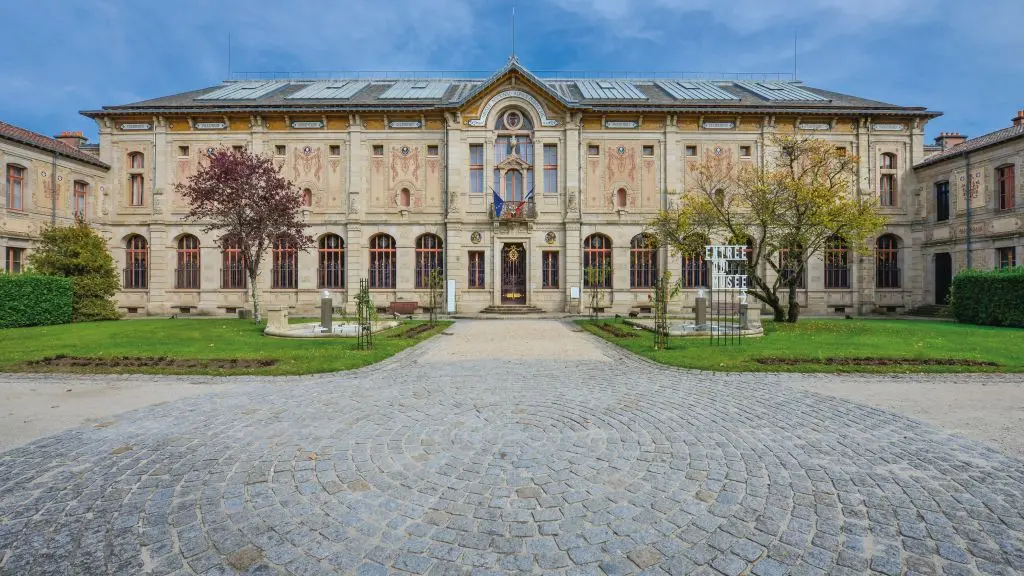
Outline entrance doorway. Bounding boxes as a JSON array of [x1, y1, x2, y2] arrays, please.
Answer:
[[501, 243, 527, 304], [935, 252, 952, 305]]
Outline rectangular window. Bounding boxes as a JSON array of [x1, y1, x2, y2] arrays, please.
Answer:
[[542, 251, 559, 289], [275, 145, 286, 156], [74, 181, 87, 219], [178, 145, 190, 157], [372, 144, 384, 156], [823, 239, 850, 289], [130, 174, 144, 206], [936, 181, 950, 222], [543, 144, 558, 195], [835, 146, 847, 155], [739, 145, 752, 158], [468, 251, 485, 289], [6, 165, 24, 211], [329, 144, 341, 156], [232, 145, 244, 152], [685, 145, 697, 157], [427, 144, 439, 156], [778, 249, 806, 288], [642, 145, 654, 156], [5, 247, 24, 273], [469, 144, 484, 194], [587, 144, 600, 156], [998, 165, 1015, 210], [879, 174, 896, 207], [494, 136, 510, 164], [998, 247, 1016, 269]]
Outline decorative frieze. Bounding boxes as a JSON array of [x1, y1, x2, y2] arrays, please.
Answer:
[[468, 90, 559, 127]]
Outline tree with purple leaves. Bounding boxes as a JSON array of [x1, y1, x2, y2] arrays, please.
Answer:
[[176, 148, 311, 322]]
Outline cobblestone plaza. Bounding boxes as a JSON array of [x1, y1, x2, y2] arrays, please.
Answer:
[[1, 321, 1022, 575]]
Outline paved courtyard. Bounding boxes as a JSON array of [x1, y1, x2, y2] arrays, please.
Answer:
[[0, 320, 1022, 576]]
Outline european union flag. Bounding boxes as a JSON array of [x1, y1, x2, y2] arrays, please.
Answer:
[[492, 188, 504, 217]]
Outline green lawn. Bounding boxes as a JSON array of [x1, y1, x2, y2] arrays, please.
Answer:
[[579, 318, 1024, 373], [0, 319, 452, 376]]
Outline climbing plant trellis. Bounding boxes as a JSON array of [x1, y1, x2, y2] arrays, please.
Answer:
[[652, 273, 672, 350], [356, 278, 373, 350]]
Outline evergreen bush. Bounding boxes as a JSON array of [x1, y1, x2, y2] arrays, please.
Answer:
[[949, 267, 1024, 327], [0, 274, 73, 328]]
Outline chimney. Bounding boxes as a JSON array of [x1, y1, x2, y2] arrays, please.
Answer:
[[934, 131, 966, 151], [1013, 109, 1024, 128], [54, 130, 87, 149]]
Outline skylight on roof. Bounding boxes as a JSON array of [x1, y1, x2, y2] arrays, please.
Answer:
[[655, 81, 739, 101], [734, 81, 829, 102], [575, 80, 647, 100], [597, 81, 614, 89], [197, 81, 289, 100], [284, 81, 369, 100], [379, 81, 451, 99]]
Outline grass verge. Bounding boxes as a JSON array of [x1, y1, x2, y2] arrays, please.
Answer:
[[578, 318, 1024, 373], [0, 318, 452, 376]]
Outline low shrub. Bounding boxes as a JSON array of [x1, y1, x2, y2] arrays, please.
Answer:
[[949, 267, 1024, 327], [0, 274, 73, 328]]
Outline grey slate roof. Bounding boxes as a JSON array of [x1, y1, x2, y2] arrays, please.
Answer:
[[915, 124, 1024, 168], [81, 59, 937, 119]]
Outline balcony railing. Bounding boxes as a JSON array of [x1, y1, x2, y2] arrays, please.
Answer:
[[490, 199, 536, 221], [123, 267, 148, 290], [221, 267, 247, 290], [824, 267, 850, 289], [317, 266, 345, 289], [876, 265, 901, 289], [174, 267, 200, 290]]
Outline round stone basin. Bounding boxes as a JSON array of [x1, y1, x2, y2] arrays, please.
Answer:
[[264, 320, 400, 338]]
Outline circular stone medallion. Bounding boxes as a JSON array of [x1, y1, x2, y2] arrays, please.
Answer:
[[470, 231, 482, 244], [545, 231, 556, 245]]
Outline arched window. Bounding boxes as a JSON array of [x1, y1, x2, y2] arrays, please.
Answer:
[[824, 235, 850, 289], [6, 164, 25, 211], [271, 236, 297, 289], [302, 188, 313, 207], [124, 235, 148, 289], [615, 188, 628, 209], [583, 234, 612, 289], [175, 235, 200, 289], [415, 234, 444, 289], [876, 234, 900, 288], [127, 153, 145, 206], [880, 153, 896, 170], [73, 181, 88, 219], [778, 244, 805, 289], [221, 235, 246, 289], [318, 234, 344, 289], [681, 236, 709, 288], [369, 233, 396, 289], [630, 234, 658, 288], [399, 188, 411, 208]]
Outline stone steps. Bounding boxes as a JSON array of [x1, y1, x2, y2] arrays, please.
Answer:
[[906, 304, 951, 318], [479, 305, 547, 315]]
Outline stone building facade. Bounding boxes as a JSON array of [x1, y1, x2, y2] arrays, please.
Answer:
[[17, 58, 1013, 317], [0, 122, 109, 273], [912, 112, 1024, 306]]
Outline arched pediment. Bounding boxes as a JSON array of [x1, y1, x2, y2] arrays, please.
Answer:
[[468, 90, 559, 127]]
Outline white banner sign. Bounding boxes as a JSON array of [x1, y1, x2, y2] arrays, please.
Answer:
[[798, 122, 831, 131], [119, 123, 151, 131], [873, 123, 904, 131], [702, 121, 735, 130], [389, 121, 422, 129], [291, 120, 324, 129], [195, 122, 227, 130], [605, 120, 638, 129]]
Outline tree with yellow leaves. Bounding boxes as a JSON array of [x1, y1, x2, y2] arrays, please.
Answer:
[[649, 136, 886, 322]]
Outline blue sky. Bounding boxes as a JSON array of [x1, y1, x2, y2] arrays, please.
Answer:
[[3, 0, 1022, 144]]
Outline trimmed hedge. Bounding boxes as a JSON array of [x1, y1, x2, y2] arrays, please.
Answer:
[[0, 274, 74, 328], [950, 267, 1024, 327]]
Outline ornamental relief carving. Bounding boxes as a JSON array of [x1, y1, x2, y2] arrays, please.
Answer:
[[292, 145, 323, 183], [467, 90, 559, 127], [390, 145, 421, 183]]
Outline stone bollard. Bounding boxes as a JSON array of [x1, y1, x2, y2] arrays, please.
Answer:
[[695, 296, 707, 328], [739, 302, 749, 331], [320, 292, 333, 333], [266, 307, 288, 332]]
